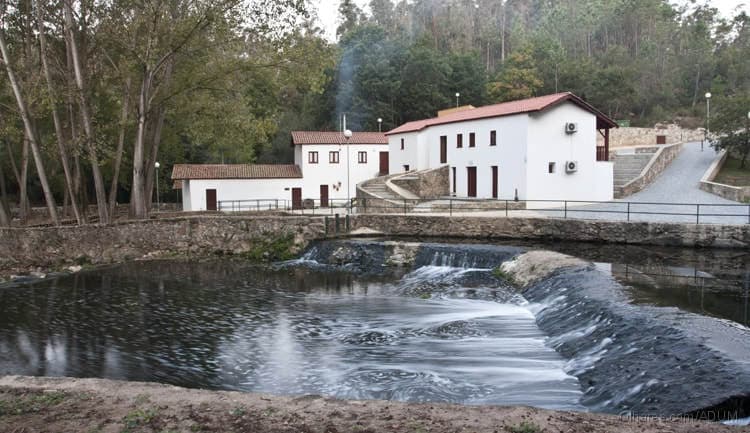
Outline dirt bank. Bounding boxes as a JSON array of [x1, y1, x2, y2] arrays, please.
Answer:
[[0, 376, 745, 433]]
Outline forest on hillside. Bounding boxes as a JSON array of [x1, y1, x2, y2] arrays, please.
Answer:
[[0, 0, 748, 226]]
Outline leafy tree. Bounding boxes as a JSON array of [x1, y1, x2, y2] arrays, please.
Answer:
[[712, 94, 750, 168], [487, 48, 543, 103]]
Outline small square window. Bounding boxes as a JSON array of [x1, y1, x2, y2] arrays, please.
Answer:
[[308, 151, 319, 164], [358, 151, 367, 163], [329, 151, 340, 164], [548, 162, 556, 173]]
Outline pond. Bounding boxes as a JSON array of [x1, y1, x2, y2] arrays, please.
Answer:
[[0, 239, 748, 418]]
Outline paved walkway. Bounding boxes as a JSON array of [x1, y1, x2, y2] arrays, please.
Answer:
[[529, 141, 749, 224]]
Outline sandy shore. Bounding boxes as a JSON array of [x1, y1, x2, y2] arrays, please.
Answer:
[[0, 376, 746, 433]]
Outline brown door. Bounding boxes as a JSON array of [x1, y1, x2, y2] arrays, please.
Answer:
[[320, 185, 329, 207], [206, 189, 217, 211], [491, 166, 498, 199], [291, 188, 302, 210], [440, 136, 447, 164], [379, 152, 389, 175], [467, 167, 477, 197]]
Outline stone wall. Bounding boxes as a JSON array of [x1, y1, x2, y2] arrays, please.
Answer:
[[0, 216, 325, 277], [390, 166, 450, 198], [615, 142, 683, 198], [350, 214, 750, 248], [598, 125, 704, 149], [699, 150, 750, 203]]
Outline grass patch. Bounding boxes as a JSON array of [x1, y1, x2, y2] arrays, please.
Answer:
[[492, 266, 512, 281], [714, 156, 750, 187], [0, 391, 67, 416], [506, 421, 543, 433], [241, 233, 297, 262], [121, 408, 159, 432]]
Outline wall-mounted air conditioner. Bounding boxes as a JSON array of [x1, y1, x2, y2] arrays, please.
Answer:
[[565, 160, 579, 173], [565, 122, 578, 134]]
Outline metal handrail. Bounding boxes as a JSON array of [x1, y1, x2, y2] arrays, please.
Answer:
[[217, 197, 750, 224]]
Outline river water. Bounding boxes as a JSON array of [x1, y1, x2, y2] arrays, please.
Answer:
[[0, 240, 748, 417]]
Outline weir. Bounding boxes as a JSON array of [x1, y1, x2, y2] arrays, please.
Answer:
[[297, 239, 750, 419]]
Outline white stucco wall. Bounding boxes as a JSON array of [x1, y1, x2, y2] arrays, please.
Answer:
[[295, 143, 387, 202], [525, 103, 613, 207], [182, 180, 192, 211], [185, 178, 303, 211], [387, 132, 421, 173], [385, 100, 613, 204]]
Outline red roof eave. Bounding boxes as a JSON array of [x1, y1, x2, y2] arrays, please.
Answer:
[[385, 92, 618, 135]]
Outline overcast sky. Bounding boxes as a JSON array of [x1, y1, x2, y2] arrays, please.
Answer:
[[314, 0, 749, 42]]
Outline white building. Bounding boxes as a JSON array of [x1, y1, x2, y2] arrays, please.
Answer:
[[386, 92, 617, 205], [172, 131, 388, 211]]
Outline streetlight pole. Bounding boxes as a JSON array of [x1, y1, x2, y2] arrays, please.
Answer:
[[344, 129, 352, 212], [455, 92, 460, 107], [154, 161, 160, 211], [377, 118, 382, 132], [704, 92, 711, 151]]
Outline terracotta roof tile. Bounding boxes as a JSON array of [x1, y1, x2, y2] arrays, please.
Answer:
[[171, 164, 302, 180], [386, 92, 617, 135], [291, 131, 387, 145]]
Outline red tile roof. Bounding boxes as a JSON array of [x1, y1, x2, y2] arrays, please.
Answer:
[[171, 164, 302, 180], [291, 131, 388, 145], [386, 92, 618, 135]]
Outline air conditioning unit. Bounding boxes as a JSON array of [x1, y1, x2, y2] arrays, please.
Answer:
[[565, 160, 579, 173], [565, 122, 578, 134]]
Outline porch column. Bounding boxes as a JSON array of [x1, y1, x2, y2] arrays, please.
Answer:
[[604, 127, 610, 161]]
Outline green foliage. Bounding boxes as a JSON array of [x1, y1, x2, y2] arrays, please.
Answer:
[[506, 421, 543, 433], [487, 48, 543, 103], [242, 233, 297, 262], [492, 267, 512, 281], [711, 94, 750, 167], [0, 391, 67, 416], [121, 408, 159, 432]]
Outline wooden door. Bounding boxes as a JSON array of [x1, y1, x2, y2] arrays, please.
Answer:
[[205, 189, 217, 211], [467, 167, 477, 198], [491, 166, 498, 199], [320, 185, 329, 207], [379, 152, 389, 175], [440, 136, 447, 164], [291, 188, 302, 210]]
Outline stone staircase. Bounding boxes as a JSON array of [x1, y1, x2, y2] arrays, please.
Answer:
[[361, 176, 400, 200], [613, 152, 655, 189]]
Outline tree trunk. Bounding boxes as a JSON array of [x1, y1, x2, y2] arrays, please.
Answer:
[[0, 30, 60, 225], [131, 72, 152, 219], [37, 1, 83, 225], [145, 106, 167, 210], [109, 78, 131, 218], [0, 143, 10, 227], [63, 0, 109, 224]]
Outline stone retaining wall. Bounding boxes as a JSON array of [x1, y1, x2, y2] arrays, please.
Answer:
[[615, 142, 683, 198], [390, 166, 450, 198], [350, 214, 750, 248], [0, 216, 325, 276], [699, 150, 750, 203], [598, 125, 704, 148], [3, 213, 750, 279]]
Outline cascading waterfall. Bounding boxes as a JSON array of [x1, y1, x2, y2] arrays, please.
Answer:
[[294, 239, 750, 421]]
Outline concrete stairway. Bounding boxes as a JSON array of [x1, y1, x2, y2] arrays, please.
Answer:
[[613, 152, 655, 189], [362, 176, 400, 200]]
